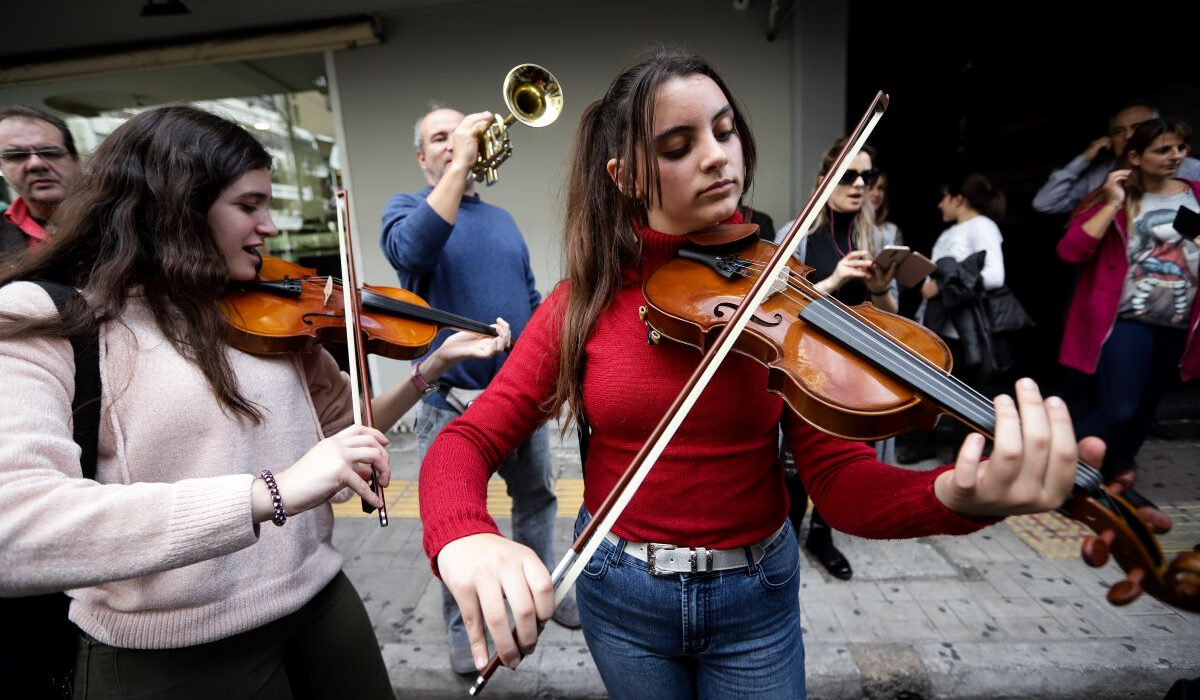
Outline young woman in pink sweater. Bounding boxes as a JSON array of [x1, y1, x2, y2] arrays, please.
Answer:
[[420, 49, 1097, 699], [0, 105, 508, 699]]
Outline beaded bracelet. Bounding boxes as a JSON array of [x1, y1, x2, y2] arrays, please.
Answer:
[[260, 469, 287, 527]]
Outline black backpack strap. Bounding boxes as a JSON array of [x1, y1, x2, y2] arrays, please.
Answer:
[[28, 280, 101, 480]]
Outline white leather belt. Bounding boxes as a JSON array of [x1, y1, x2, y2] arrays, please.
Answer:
[[604, 523, 785, 576]]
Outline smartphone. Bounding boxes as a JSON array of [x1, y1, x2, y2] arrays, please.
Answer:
[[874, 245, 910, 269], [1174, 207, 1200, 239]]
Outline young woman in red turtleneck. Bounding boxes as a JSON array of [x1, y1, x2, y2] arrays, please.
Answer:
[[420, 49, 1097, 699]]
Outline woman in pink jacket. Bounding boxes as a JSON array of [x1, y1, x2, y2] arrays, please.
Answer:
[[1057, 118, 1200, 480]]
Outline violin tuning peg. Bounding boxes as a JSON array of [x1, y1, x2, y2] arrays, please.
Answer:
[[1136, 506, 1173, 535], [1081, 529, 1116, 568], [1081, 535, 1110, 568], [1106, 568, 1145, 606]]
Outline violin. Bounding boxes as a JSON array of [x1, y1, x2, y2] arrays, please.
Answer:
[[220, 255, 497, 361], [639, 224, 1200, 613], [222, 190, 498, 529]]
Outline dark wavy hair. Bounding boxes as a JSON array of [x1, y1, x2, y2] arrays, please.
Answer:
[[551, 48, 757, 426], [0, 105, 272, 421], [943, 172, 1006, 225]]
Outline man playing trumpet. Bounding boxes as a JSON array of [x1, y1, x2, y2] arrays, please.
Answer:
[[379, 103, 580, 675]]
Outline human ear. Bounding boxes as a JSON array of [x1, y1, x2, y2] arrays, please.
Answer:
[[607, 158, 642, 200], [606, 158, 623, 190]]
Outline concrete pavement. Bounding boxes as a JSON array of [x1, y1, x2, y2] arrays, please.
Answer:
[[334, 388, 1200, 699]]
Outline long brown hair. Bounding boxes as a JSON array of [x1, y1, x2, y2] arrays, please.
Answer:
[[550, 49, 757, 426], [0, 105, 272, 421]]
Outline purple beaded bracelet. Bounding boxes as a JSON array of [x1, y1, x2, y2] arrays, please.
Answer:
[[260, 469, 287, 527]]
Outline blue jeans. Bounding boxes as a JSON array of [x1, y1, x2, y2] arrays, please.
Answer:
[[572, 507, 805, 700], [1075, 321, 1186, 471], [414, 402, 557, 644]]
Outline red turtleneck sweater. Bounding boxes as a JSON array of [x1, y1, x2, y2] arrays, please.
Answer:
[[419, 224, 990, 575]]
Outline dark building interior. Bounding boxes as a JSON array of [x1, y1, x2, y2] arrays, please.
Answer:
[[846, 2, 1199, 394]]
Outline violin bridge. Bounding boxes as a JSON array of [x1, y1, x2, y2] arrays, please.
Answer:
[[323, 276, 334, 305], [766, 266, 789, 300]]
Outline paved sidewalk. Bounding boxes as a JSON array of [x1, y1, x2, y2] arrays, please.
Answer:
[[335, 390, 1200, 699]]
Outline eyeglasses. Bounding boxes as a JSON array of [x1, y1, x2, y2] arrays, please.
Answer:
[[837, 168, 879, 186], [0, 148, 71, 165]]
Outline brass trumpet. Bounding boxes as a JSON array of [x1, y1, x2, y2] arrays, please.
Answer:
[[472, 63, 563, 185]]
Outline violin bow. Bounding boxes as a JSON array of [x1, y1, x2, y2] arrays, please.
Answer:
[[335, 188, 389, 527], [468, 93, 891, 696]]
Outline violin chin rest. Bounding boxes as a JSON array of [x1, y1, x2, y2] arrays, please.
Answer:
[[685, 224, 760, 246]]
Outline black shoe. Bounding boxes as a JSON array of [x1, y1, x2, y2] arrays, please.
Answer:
[[805, 531, 853, 580]]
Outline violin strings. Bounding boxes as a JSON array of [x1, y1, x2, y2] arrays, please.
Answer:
[[736, 259, 993, 413], [278, 274, 495, 337], [748, 258, 1108, 495], [733, 257, 1109, 498]]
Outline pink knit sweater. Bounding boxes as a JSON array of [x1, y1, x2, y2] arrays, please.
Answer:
[[0, 282, 353, 649]]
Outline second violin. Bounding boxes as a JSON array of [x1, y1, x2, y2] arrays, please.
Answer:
[[220, 255, 497, 361]]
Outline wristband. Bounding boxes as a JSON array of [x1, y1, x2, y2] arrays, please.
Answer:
[[410, 361, 441, 396], [259, 469, 286, 527]]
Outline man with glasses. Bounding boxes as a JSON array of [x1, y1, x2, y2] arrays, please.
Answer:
[[1033, 101, 1200, 214], [0, 106, 82, 256]]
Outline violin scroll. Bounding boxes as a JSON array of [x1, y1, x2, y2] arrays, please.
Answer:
[[1066, 490, 1200, 612]]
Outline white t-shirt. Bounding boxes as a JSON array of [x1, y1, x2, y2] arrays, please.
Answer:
[[929, 215, 1005, 289], [922, 215, 1006, 338]]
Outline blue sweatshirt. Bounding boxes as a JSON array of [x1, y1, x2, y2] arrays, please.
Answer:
[[380, 186, 541, 410]]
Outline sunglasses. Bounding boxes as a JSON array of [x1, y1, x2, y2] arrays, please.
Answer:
[[837, 168, 880, 186], [0, 148, 70, 165]]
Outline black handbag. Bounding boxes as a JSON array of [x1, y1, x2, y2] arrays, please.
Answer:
[[982, 286, 1034, 333], [0, 281, 100, 700]]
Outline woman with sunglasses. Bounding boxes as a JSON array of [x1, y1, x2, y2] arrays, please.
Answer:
[[773, 140, 900, 581], [777, 140, 899, 313], [420, 49, 1088, 699]]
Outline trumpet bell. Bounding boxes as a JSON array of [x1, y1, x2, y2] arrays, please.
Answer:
[[503, 63, 562, 128]]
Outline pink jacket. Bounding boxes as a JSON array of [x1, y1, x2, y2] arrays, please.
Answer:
[[1056, 178, 1200, 380]]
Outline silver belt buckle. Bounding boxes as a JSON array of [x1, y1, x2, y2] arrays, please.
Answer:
[[647, 543, 714, 575], [646, 543, 676, 576]]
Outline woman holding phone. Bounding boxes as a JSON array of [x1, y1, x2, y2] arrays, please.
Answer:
[[774, 140, 900, 580], [1058, 117, 1200, 480]]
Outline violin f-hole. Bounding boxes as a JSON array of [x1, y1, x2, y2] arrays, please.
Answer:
[[713, 302, 783, 328]]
